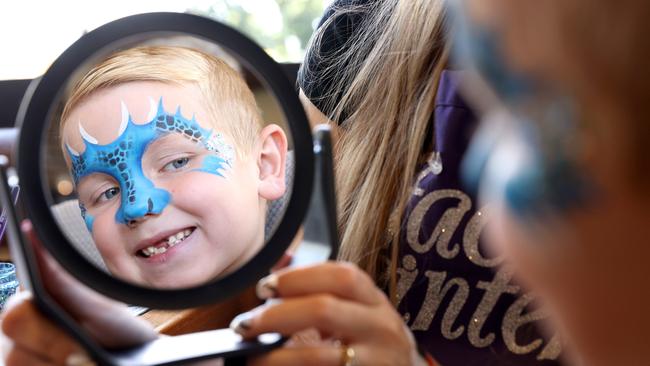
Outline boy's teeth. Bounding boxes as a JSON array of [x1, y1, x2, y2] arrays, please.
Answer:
[[141, 228, 194, 258]]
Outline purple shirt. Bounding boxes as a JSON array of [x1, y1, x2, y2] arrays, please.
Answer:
[[395, 71, 563, 365]]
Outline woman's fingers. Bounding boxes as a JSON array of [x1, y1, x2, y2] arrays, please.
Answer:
[[232, 294, 401, 343], [4, 346, 53, 366], [1, 292, 81, 365], [232, 262, 424, 366], [257, 262, 387, 306], [249, 345, 364, 366]]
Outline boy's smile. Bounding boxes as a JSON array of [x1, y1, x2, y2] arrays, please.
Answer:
[[135, 227, 194, 259], [62, 81, 271, 288]]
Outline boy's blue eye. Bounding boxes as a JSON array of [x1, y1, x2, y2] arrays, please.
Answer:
[[164, 157, 190, 171], [99, 187, 120, 202]]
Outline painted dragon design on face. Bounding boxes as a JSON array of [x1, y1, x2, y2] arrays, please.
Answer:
[[66, 97, 235, 231]]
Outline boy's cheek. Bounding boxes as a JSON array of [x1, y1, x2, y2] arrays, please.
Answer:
[[91, 218, 120, 260]]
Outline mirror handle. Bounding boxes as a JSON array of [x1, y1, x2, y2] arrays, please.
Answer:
[[110, 329, 282, 366], [296, 125, 339, 266], [313, 125, 339, 259]]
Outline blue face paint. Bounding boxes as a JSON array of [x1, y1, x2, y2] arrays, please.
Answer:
[[67, 98, 234, 231], [450, 2, 593, 221], [450, 5, 533, 105], [78, 202, 94, 232]]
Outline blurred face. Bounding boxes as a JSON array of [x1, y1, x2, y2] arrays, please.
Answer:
[[487, 174, 650, 365], [462, 1, 650, 363], [463, 0, 649, 114], [63, 82, 271, 289], [464, 0, 573, 76]]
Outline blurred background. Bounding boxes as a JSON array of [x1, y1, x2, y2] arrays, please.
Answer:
[[0, 0, 330, 80]]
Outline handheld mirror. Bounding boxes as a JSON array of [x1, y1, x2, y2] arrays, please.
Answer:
[[3, 12, 320, 365]]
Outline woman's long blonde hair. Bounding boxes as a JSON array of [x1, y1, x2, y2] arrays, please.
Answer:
[[306, 0, 450, 299]]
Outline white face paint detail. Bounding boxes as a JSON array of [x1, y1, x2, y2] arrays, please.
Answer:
[[66, 142, 80, 156], [207, 132, 235, 166], [78, 121, 98, 145], [147, 97, 157, 123], [118, 101, 129, 137]]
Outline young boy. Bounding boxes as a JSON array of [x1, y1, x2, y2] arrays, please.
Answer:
[[59, 46, 288, 289]]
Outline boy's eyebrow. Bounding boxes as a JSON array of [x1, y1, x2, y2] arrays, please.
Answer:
[[146, 133, 196, 150], [143, 134, 201, 158], [75, 173, 116, 199], [76, 172, 116, 187]]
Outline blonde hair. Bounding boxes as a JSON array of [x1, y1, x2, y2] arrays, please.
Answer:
[[60, 46, 261, 156], [307, 0, 449, 298]]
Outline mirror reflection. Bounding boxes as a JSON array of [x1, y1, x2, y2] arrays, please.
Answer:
[[44, 38, 294, 290]]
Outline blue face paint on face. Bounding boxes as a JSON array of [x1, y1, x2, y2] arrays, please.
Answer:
[[78, 202, 94, 232], [67, 98, 234, 232], [450, 2, 593, 221]]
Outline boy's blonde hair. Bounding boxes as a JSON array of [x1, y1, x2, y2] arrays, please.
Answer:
[[60, 46, 261, 156]]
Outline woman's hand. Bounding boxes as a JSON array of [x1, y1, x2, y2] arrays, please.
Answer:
[[1, 291, 89, 365], [1, 220, 157, 365], [230, 262, 428, 366]]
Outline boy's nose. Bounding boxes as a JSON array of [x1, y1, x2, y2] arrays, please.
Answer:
[[126, 199, 154, 227], [117, 186, 170, 226]]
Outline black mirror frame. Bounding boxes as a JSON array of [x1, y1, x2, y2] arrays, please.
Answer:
[[15, 12, 313, 309]]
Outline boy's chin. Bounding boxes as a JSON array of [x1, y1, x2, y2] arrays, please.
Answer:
[[132, 275, 217, 290], [122, 264, 227, 289]]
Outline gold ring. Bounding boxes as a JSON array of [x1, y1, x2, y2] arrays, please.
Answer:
[[340, 344, 356, 366]]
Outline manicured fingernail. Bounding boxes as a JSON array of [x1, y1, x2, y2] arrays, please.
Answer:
[[66, 351, 95, 366], [256, 273, 278, 299], [230, 311, 255, 335]]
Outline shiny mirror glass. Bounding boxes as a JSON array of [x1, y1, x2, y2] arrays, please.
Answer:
[[40, 34, 295, 290]]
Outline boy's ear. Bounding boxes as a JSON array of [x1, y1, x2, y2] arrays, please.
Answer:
[[256, 124, 287, 200]]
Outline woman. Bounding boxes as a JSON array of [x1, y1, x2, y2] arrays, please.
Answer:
[[454, 1, 650, 365], [238, 0, 561, 365]]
